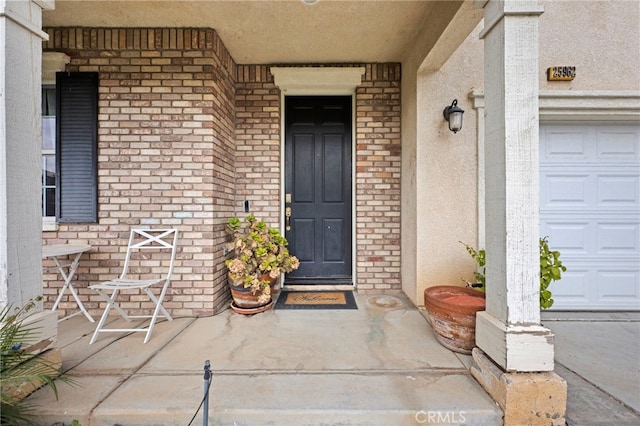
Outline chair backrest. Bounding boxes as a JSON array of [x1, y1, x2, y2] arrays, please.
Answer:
[[120, 229, 179, 281]]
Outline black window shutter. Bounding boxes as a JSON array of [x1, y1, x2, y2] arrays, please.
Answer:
[[56, 72, 98, 223]]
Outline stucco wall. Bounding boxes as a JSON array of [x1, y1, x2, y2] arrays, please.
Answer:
[[415, 23, 484, 302], [399, 0, 483, 306], [409, 0, 640, 306], [539, 0, 640, 91], [400, 66, 419, 302]]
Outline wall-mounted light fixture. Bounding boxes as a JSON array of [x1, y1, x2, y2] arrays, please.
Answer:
[[301, 0, 319, 5], [443, 99, 464, 133]]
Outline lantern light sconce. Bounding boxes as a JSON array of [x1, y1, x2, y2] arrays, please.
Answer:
[[443, 99, 464, 133]]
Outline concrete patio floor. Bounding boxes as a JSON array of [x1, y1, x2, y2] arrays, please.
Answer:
[[24, 293, 640, 425], [26, 293, 502, 425]]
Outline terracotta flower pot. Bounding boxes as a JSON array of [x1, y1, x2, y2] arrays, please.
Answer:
[[229, 283, 271, 309], [424, 285, 486, 354]]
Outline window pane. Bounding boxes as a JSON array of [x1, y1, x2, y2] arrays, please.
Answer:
[[42, 87, 56, 116], [44, 156, 56, 185], [42, 117, 56, 150], [45, 188, 56, 217]]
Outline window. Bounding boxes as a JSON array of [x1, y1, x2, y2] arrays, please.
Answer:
[[42, 86, 57, 218], [41, 72, 99, 224]]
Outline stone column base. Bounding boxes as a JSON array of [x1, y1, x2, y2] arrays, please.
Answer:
[[470, 348, 567, 426]]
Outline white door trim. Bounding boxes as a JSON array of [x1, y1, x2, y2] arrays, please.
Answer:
[[271, 66, 365, 95]]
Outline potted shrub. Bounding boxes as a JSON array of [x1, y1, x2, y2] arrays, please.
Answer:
[[462, 236, 566, 308], [225, 215, 300, 313], [424, 237, 566, 354], [1, 298, 74, 424]]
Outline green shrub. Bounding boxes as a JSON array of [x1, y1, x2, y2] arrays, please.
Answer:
[[461, 237, 566, 309], [1, 298, 71, 425]]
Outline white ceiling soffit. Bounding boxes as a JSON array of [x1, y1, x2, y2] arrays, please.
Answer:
[[42, 0, 438, 64]]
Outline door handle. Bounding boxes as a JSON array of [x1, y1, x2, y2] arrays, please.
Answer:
[[285, 207, 292, 231]]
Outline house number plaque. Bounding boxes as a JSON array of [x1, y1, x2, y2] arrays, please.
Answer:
[[547, 66, 576, 81]]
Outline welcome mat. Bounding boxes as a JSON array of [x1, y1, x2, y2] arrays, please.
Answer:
[[274, 291, 357, 310]]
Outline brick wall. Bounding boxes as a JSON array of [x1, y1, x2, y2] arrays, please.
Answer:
[[42, 28, 236, 317], [234, 64, 402, 291], [356, 64, 402, 291], [235, 66, 281, 228], [41, 28, 402, 317]]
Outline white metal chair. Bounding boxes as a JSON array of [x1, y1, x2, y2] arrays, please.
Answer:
[[89, 229, 179, 344]]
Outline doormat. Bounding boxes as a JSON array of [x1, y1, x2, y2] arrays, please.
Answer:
[[274, 291, 357, 310]]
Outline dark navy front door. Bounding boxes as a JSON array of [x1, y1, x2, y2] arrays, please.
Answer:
[[284, 96, 352, 284]]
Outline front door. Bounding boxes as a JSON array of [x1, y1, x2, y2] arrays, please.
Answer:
[[284, 96, 352, 285]]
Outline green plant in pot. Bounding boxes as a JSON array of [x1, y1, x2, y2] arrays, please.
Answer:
[[1, 298, 74, 425], [424, 237, 566, 354], [225, 215, 300, 309], [462, 236, 566, 309]]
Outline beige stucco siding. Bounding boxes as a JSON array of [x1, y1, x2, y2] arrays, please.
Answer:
[[539, 0, 640, 91], [414, 23, 484, 303], [408, 0, 640, 306]]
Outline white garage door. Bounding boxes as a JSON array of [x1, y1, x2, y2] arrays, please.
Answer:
[[540, 123, 640, 310]]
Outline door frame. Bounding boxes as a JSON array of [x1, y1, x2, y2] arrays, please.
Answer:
[[272, 67, 365, 290]]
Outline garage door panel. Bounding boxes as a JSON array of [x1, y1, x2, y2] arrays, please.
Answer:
[[542, 221, 590, 254], [596, 270, 640, 307], [540, 173, 590, 207], [549, 265, 591, 304], [541, 169, 639, 210], [543, 218, 638, 257], [596, 127, 640, 160], [550, 265, 640, 309], [541, 122, 640, 310], [597, 174, 639, 207], [541, 127, 590, 161], [597, 223, 639, 254]]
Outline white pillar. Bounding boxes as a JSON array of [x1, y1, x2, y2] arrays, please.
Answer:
[[0, 0, 53, 309], [469, 89, 485, 250], [475, 0, 555, 372]]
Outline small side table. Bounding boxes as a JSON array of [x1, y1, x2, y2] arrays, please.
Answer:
[[43, 244, 94, 322]]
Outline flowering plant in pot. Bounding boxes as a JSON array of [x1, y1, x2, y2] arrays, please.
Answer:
[[225, 215, 300, 308]]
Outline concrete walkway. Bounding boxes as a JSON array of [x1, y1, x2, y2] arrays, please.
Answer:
[[27, 293, 502, 425], [542, 311, 640, 426]]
